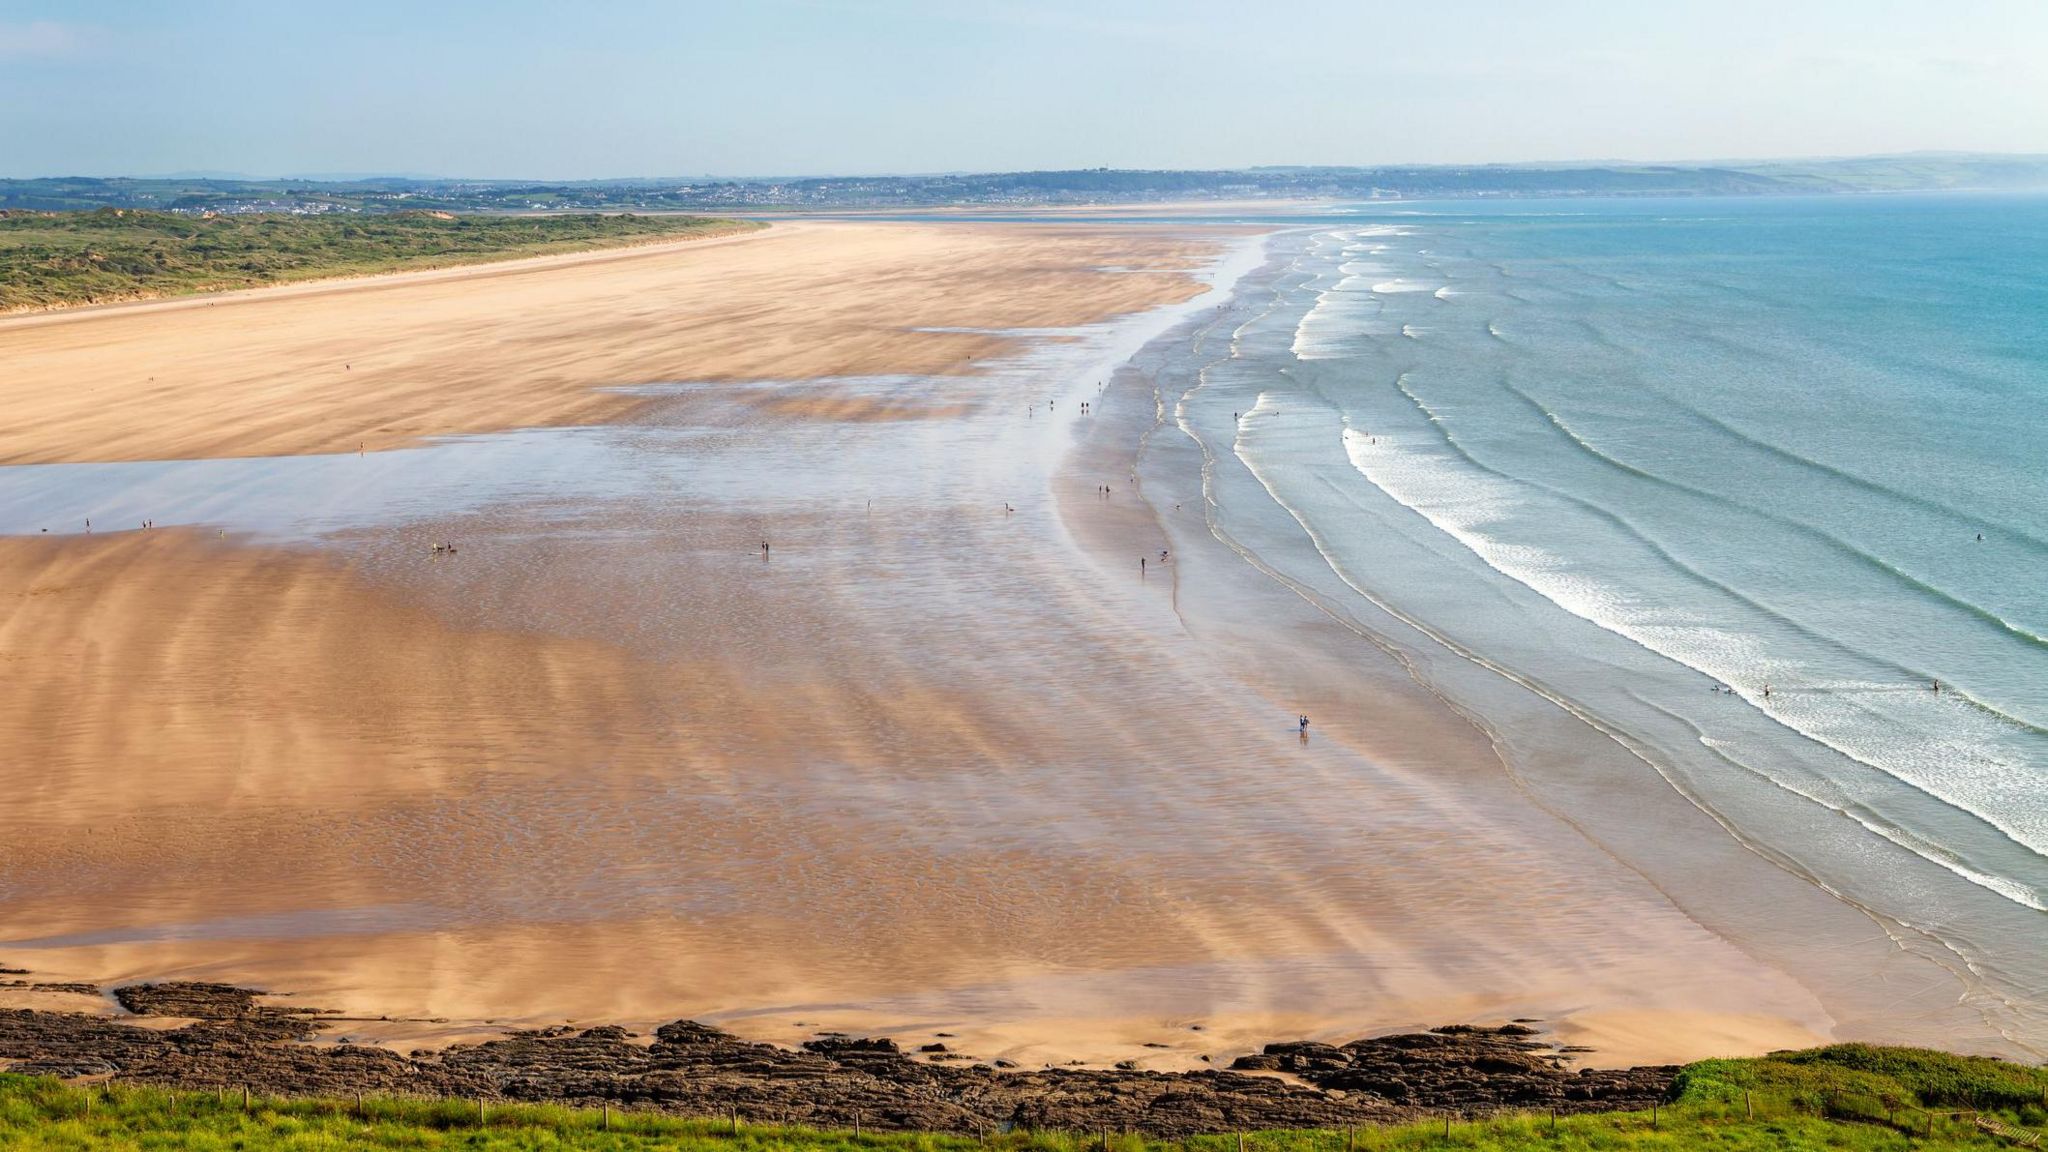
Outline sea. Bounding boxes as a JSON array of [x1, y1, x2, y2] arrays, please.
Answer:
[[3, 191, 2041, 1054], [1150, 192, 2048, 1051]]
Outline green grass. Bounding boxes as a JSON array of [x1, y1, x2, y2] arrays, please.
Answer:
[[1677, 1044, 2048, 1121], [0, 208, 761, 311], [4, 1045, 2045, 1151]]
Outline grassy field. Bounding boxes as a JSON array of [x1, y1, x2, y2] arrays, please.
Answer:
[[0, 208, 760, 312], [2, 1044, 2042, 1151]]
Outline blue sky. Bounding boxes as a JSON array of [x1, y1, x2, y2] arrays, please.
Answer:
[[4, 0, 2046, 178]]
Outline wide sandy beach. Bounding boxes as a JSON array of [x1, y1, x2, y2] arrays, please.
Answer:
[[0, 219, 1854, 1071]]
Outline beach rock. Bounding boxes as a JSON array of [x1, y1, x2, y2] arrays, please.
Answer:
[[0, 978, 1678, 1136], [113, 982, 261, 1017]]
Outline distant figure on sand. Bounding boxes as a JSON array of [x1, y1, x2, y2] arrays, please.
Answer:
[[761, 540, 770, 557], [1298, 714, 1310, 735]]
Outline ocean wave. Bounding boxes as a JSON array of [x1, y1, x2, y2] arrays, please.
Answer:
[[1510, 383, 2048, 668], [1660, 708, 2048, 913], [1340, 418, 2048, 897], [1666, 397, 2048, 560]]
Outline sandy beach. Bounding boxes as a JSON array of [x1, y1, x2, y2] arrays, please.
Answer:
[[0, 218, 1865, 1074]]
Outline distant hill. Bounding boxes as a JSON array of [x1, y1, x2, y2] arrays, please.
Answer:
[[4, 154, 2046, 215]]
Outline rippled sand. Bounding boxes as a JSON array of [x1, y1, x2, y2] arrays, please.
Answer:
[[0, 222, 1837, 1070]]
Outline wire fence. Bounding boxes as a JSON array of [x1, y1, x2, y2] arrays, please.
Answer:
[[11, 1077, 2048, 1149]]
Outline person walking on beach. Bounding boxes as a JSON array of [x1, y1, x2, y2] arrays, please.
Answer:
[[761, 540, 770, 558], [1298, 714, 1310, 735]]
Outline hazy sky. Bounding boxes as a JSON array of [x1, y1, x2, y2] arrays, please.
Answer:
[[6, 0, 2047, 178]]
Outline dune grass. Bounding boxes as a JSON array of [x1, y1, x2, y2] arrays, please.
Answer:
[[0, 208, 761, 312], [3, 1056, 2043, 1152]]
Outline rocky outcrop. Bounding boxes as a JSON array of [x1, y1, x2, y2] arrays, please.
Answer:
[[0, 981, 1677, 1136], [1228, 1026, 1673, 1113]]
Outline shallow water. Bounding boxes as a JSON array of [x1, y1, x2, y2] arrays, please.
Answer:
[[2, 207, 2039, 1062], [1176, 194, 2048, 1053]]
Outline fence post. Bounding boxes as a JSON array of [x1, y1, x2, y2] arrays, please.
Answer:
[[603, 1102, 610, 1132], [1237, 1132, 1246, 1152], [1443, 1114, 1451, 1139], [1652, 1103, 1658, 1130], [733, 1105, 740, 1136], [855, 1112, 862, 1138], [1744, 1090, 1751, 1120], [242, 1085, 249, 1110]]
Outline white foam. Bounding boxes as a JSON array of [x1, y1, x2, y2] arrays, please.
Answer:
[[1338, 424, 2047, 907]]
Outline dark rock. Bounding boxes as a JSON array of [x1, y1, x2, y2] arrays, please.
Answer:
[[802, 1036, 899, 1056], [114, 983, 265, 1018], [0, 979, 1677, 1136]]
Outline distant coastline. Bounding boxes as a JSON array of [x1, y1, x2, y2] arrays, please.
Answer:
[[5, 152, 2047, 218]]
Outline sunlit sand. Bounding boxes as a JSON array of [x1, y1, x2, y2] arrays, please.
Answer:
[[0, 221, 1840, 1071]]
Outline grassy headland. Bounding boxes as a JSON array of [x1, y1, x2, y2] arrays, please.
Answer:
[[2, 1045, 2042, 1151], [0, 208, 759, 312]]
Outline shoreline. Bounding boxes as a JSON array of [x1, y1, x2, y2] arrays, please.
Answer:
[[0, 215, 1955, 1084], [0, 974, 1675, 1134]]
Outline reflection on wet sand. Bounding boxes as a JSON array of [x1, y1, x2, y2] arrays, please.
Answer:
[[1, 222, 1832, 1071]]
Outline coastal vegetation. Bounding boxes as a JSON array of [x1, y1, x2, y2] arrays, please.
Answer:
[[0, 208, 757, 312], [2, 1044, 2042, 1151]]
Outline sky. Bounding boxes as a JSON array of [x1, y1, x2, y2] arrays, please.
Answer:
[[4, 0, 2048, 179]]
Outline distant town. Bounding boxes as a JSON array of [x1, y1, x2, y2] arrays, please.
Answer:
[[5, 153, 2047, 216]]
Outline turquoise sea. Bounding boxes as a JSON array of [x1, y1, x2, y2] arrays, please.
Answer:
[[1178, 192, 2048, 1049]]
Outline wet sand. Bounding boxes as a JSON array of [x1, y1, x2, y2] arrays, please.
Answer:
[[1, 221, 1840, 1073], [0, 221, 1216, 464]]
